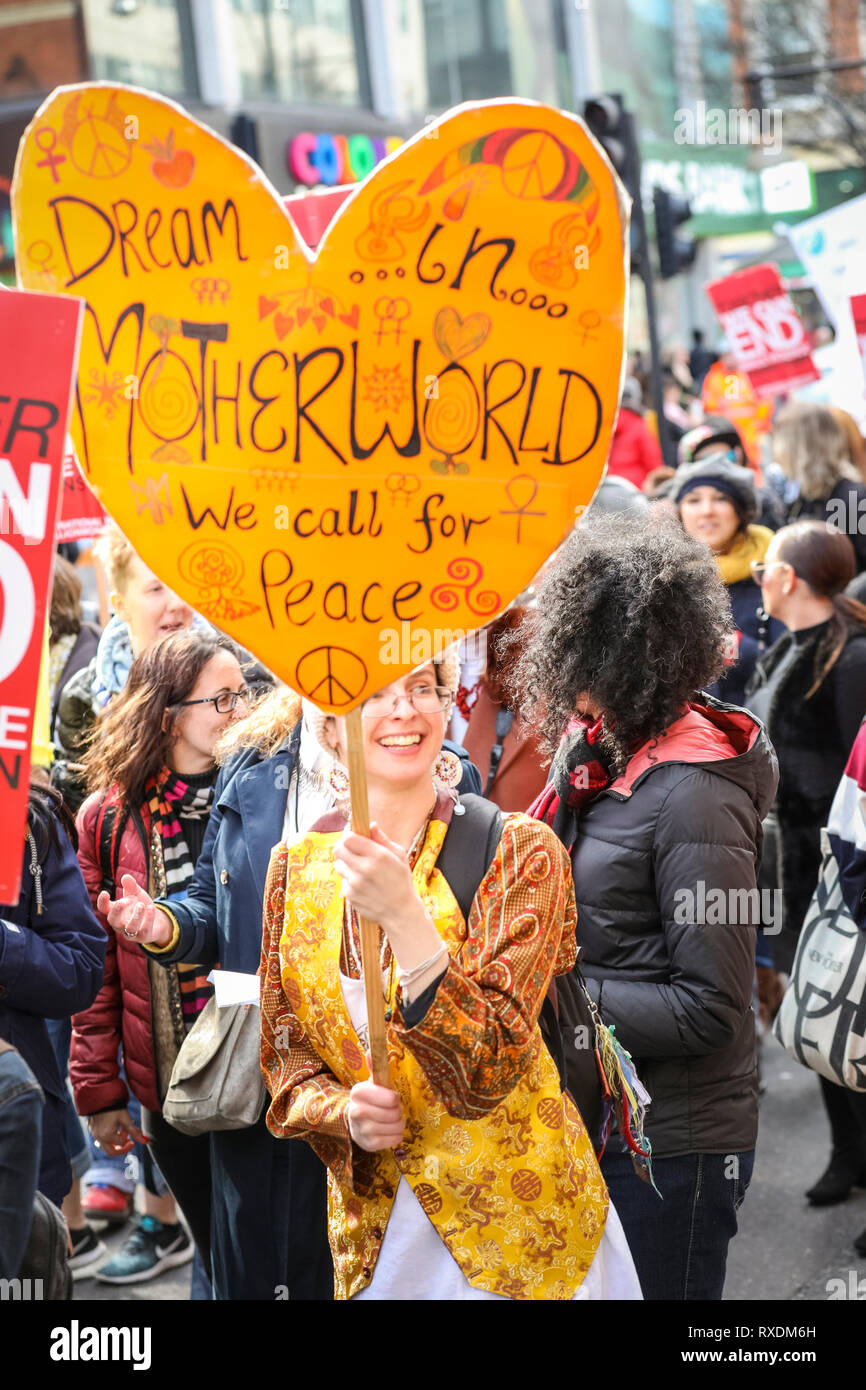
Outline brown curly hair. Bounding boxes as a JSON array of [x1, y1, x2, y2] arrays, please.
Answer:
[[83, 630, 241, 806], [508, 511, 733, 769]]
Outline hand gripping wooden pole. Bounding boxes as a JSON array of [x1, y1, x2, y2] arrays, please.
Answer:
[[344, 706, 391, 1087]]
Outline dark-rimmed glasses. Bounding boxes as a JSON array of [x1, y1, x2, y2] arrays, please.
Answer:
[[178, 687, 250, 714]]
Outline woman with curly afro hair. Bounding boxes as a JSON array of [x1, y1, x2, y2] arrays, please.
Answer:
[[514, 512, 779, 1301]]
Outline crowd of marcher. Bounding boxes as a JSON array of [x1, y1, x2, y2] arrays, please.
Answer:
[[3, 386, 866, 1301]]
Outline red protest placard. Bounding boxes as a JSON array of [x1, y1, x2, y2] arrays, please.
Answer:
[[0, 289, 83, 905], [852, 294, 866, 389], [705, 263, 820, 398], [283, 186, 352, 250], [56, 442, 107, 544]]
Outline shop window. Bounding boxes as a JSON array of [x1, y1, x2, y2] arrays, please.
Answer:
[[81, 0, 199, 97], [0, 1, 87, 100], [423, 0, 511, 107], [231, 0, 371, 107], [394, 0, 569, 114]]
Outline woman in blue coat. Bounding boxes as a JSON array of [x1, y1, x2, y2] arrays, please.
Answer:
[[676, 454, 784, 706], [96, 683, 481, 1300], [0, 780, 105, 1208]]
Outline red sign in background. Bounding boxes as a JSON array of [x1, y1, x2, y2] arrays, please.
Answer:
[[0, 289, 82, 905], [56, 444, 107, 544], [852, 294, 866, 390], [705, 263, 820, 398]]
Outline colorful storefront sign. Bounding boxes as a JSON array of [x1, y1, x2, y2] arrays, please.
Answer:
[[288, 131, 403, 187]]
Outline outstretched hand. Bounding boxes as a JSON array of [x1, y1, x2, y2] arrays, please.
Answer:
[[97, 874, 173, 947]]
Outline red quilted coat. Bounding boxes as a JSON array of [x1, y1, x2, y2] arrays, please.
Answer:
[[70, 791, 161, 1115]]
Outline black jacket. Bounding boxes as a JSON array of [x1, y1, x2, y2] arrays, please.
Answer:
[[746, 622, 866, 970], [787, 477, 866, 572], [49, 623, 100, 741], [52, 655, 99, 813], [554, 699, 777, 1157]]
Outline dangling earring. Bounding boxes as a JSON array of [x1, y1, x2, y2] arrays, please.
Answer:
[[328, 761, 350, 801], [434, 748, 465, 814]]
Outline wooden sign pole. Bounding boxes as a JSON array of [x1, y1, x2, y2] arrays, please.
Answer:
[[344, 706, 391, 1088]]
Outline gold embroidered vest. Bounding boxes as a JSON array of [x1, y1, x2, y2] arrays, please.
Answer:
[[276, 818, 609, 1300]]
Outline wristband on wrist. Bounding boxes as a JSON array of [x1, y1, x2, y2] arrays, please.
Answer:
[[398, 943, 448, 988], [142, 905, 181, 955]]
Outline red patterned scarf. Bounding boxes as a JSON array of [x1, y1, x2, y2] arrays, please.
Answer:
[[528, 715, 618, 842]]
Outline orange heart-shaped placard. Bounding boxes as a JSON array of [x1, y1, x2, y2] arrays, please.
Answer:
[[13, 85, 628, 712]]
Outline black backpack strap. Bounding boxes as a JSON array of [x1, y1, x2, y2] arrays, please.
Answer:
[[96, 797, 148, 896], [436, 793, 503, 922], [483, 707, 514, 797], [96, 796, 120, 895]]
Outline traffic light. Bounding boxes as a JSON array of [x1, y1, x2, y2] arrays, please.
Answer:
[[653, 187, 697, 278], [583, 94, 640, 207], [230, 113, 260, 164]]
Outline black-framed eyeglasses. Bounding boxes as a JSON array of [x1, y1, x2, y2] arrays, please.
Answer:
[[361, 684, 453, 718], [178, 687, 250, 714]]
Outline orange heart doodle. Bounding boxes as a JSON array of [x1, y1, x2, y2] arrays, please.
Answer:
[[13, 86, 628, 712], [434, 306, 492, 363]]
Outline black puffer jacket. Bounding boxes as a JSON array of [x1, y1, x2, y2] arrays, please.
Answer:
[[745, 622, 866, 971], [555, 699, 778, 1157]]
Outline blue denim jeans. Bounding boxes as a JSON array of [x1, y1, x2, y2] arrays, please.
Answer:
[[0, 1049, 43, 1278], [601, 1147, 755, 1300], [45, 1017, 90, 1182]]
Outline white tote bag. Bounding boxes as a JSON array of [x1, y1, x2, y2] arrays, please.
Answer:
[[774, 828, 866, 1091]]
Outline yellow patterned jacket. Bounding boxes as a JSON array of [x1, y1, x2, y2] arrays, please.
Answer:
[[260, 803, 609, 1300]]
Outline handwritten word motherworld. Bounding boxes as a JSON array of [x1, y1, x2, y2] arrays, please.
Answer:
[[14, 87, 627, 710]]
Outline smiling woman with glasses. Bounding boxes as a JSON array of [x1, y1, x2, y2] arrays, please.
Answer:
[[248, 656, 641, 1301], [68, 630, 250, 1292]]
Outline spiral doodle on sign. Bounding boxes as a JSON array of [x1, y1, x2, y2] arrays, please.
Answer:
[[431, 557, 500, 617], [424, 307, 492, 475], [139, 355, 200, 440], [139, 316, 199, 441], [178, 540, 259, 621], [425, 368, 478, 476]]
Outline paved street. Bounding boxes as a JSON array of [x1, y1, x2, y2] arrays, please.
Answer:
[[727, 1034, 866, 1302], [72, 1033, 866, 1304]]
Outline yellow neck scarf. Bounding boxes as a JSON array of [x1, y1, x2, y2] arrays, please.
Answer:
[[715, 524, 774, 586]]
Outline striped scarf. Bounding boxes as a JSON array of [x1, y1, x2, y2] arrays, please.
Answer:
[[146, 768, 216, 1028]]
